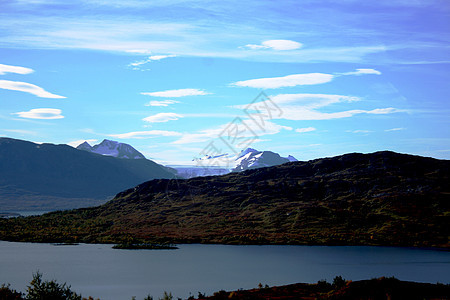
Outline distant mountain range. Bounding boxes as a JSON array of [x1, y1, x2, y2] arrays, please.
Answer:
[[182, 148, 297, 178], [2, 151, 448, 248], [0, 137, 175, 210], [77, 139, 146, 159]]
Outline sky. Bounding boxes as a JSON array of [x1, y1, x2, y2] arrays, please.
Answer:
[[0, 0, 449, 166]]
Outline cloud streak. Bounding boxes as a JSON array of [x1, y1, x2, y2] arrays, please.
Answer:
[[13, 108, 64, 119], [244, 39, 302, 51], [173, 118, 292, 145], [295, 127, 316, 133], [109, 130, 182, 139], [232, 73, 334, 89], [144, 100, 180, 107], [237, 93, 401, 121], [0, 80, 66, 98], [129, 54, 176, 68], [340, 68, 382, 76], [0, 63, 34, 75], [232, 69, 381, 89], [142, 112, 183, 123], [141, 88, 210, 97]]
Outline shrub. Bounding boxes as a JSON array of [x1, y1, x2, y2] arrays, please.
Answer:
[[332, 275, 347, 288], [0, 284, 24, 299], [26, 272, 82, 300]]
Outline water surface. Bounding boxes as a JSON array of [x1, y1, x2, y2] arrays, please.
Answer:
[[0, 242, 448, 299]]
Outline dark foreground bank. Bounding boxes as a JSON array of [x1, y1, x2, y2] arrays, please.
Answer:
[[1, 275, 449, 300]]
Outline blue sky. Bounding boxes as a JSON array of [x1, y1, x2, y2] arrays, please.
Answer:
[[0, 0, 449, 165]]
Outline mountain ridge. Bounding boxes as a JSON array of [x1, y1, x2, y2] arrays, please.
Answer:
[[1, 150, 448, 248], [0, 137, 176, 210], [76, 139, 146, 159]]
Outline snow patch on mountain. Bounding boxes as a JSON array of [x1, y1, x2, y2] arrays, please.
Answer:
[[187, 147, 297, 176], [76, 139, 146, 159]]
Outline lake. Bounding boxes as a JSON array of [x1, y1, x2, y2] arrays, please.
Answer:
[[0, 242, 448, 299]]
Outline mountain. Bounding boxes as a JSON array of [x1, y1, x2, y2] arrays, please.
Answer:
[[1, 151, 448, 248], [183, 148, 297, 178], [0, 137, 176, 210], [76, 139, 146, 159], [232, 148, 297, 172], [169, 165, 230, 178]]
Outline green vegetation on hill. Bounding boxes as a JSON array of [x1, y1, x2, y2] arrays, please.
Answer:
[[0, 151, 448, 247]]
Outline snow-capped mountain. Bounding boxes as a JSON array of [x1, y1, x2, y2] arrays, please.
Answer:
[[184, 148, 297, 177], [232, 148, 297, 172], [76, 139, 146, 159], [169, 165, 230, 178]]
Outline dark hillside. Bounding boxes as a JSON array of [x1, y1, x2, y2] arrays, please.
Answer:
[[1, 151, 448, 247], [0, 137, 175, 210]]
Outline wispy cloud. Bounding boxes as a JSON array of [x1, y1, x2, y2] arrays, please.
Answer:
[[385, 127, 406, 131], [236, 93, 401, 121], [109, 130, 182, 139], [295, 127, 316, 133], [244, 39, 302, 51], [231, 69, 380, 89], [144, 100, 180, 107], [67, 139, 98, 147], [347, 130, 373, 133], [141, 88, 210, 97], [0, 80, 66, 98], [142, 112, 183, 123], [339, 68, 381, 76], [129, 54, 176, 69], [2, 129, 38, 135], [13, 108, 64, 119], [232, 73, 334, 89], [0, 63, 34, 75], [173, 118, 291, 145]]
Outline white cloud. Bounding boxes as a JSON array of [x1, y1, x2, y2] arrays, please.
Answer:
[[144, 100, 180, 107], [295, 127, 316, 133], [0, 63, 34, 75], [348, 130, 373, 133], [129, 54, 176, 67], [340, 68, 382, 76], [173, 118, 291, 145], [0, 80, 66, 98], [142, 112, 183, 123], [366, 107, 399, 114], [232, 73, 334, 89], [244, 39, 302, 51], [236, 93, 401, 121], [109, 130, 182, 139], [269, 93, 360, 107], [385, 127, 406, 131], [13, 108, 64, 119], [67, 139, 98, 147], [148, 55, 176, 61], [141, 88, 210, 98], [125, 49, 152, 54], [232, 68, 383, 90], [2, 129, 38, 135]]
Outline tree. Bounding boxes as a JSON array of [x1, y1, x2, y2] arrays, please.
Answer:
[[26, 272, 82, 300]]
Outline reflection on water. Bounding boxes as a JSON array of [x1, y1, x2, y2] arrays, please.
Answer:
[[0, 242, 448, 300]]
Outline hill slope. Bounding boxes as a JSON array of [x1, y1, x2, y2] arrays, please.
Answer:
[[0, 151, 448, 247], [0, 137, 175, 210]]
